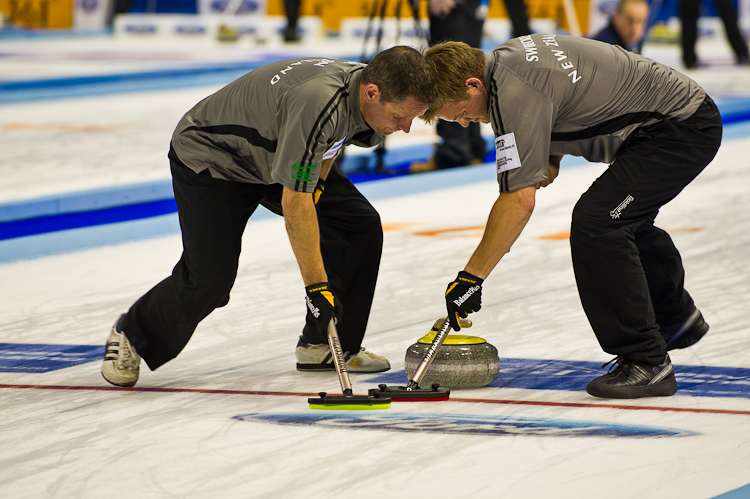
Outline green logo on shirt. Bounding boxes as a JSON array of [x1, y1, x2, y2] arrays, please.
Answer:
[[292, 162, 317, 183]]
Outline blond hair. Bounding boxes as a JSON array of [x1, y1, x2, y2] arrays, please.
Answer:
[[422, 41, 486, 123]]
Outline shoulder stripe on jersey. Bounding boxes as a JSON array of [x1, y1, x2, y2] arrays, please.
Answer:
[[299, 86, 347, 168], [182, 124, 277, 152], [500, 171, 510, 192], [295, 86, 348, 191], [550, 111, 665, 141], [489, 75, 510, 192], [489, 77, 505, 136]]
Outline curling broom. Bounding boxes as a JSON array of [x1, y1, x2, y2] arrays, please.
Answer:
[[367, 317, 463, 401], [308, 319, 391, 410]]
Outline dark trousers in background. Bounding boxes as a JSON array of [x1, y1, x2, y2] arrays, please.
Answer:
[[679, 0, 749, 66], [501, 0, 532, 39], [430, 0, 486, 169], [284, 0, 300, 30], [570, 97, 722, 365], [429, 0, 530, 169], [123, 149, 383, 370]]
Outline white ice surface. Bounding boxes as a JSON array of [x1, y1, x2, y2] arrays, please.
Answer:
[[1, 33, 750, 499]]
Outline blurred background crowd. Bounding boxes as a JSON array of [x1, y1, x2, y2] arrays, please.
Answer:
[[2, 0, 749, 174]]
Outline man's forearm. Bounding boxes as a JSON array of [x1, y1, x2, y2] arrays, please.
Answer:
[[464, 186, 536, 279], [319, 157, 335, 181], [282, 187, 327, 286]]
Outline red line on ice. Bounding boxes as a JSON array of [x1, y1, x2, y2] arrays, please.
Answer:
[[2, 383, 749, 416]]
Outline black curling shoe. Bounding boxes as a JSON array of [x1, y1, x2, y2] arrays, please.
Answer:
[[662, 308, 709, 351], [586, 355, 678, 399]]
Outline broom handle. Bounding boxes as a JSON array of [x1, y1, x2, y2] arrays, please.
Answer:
[[406, 319, 452, 390], [327, 319, 353, 396]]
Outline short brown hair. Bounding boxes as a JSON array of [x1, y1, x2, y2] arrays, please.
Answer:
[[361, 45, 438, 107], [422, 41, 486, 123], [615, 0, 648, 14]]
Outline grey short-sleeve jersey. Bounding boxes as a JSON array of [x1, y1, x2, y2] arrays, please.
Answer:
[[171, 58, 382, 193], [485, 34, 706, 192]]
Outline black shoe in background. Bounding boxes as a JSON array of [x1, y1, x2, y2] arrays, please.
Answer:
[[283, 26, 301, 43]]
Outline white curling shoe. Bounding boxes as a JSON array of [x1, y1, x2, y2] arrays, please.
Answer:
[[346, 347, 391, 372], [295, 338, 390, 373], [101, 315, 141, 387]]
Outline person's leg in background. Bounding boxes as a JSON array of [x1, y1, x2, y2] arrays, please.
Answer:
[[283, 0, 301, 42], [503, 0, 532, 38], [412, 0, 487, 173], [712, 0, 750, 65], [679, 0, 700, 68]]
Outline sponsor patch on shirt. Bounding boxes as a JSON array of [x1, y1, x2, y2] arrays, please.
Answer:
[[495, 132, 522, 174], [323, 134, 347, 160]]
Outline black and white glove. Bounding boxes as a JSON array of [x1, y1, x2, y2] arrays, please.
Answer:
[[313, 178, 326, 205], [445, 271, 484, 330], [305, 282, 342, 342]]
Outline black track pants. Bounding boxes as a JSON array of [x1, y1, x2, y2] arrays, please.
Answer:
[[570, 97, 722, 364], [123, 151, 383, 370]]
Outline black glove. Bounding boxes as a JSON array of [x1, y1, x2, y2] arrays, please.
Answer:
[[445, 271, 484, 330], [305, 282, 343, 342], [313, 178, 326, 205]]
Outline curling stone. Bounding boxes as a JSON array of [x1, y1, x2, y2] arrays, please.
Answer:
[[404, 332, 500, 389]]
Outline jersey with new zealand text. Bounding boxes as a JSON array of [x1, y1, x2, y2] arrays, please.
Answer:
[[486, 34, 706, 192], [170, 58, 382, 193]]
